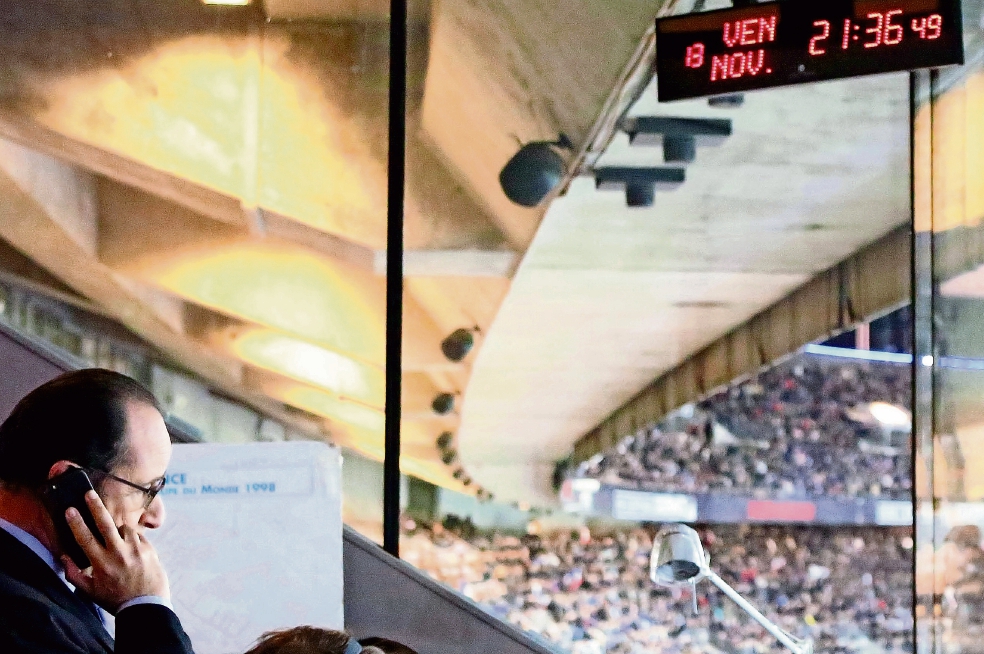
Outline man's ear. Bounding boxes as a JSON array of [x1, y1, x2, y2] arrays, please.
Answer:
[[47, 461, 77, 481]]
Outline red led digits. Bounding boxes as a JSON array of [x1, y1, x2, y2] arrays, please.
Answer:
[[711, 55, 728, 81], [709, 14, 775, 82], [688, 5, 948, 86], [722, 16, 777, 47], [746, 49, 767, 74], [685, 43, 706, 68], [912, 15, 927, 36], [711, 49, 768, 81], [865, 12, 884, 48], [884, 10, 904, 44], [911, 13, 943, 39], [741, 19, 759, 44], [655, 0, 961, 101], [761, 16, 777, 42], [825, 10, 906, 50], [809, 20, 831, 55]]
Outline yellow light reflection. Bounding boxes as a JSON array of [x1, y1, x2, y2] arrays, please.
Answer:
[[284, 385, 384, 433], [37, 34, 386, 247], [317, 416, 475, 494], [916, 70, 984, 233], [150, 243, 385, 364], [230, 328, 384, 407]]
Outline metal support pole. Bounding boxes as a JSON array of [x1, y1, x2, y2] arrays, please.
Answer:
[[383, 0, 408, 558]]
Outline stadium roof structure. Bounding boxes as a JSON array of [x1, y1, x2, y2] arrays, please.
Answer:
[[0, 0, 666, 493], [0, 0, 964, 507], [459, 71, 913, 504]]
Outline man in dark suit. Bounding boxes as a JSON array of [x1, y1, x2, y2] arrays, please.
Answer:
[[0, 368, 195, 653]]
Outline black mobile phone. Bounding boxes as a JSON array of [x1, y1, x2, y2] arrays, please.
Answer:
[[41, 468, 105, 569]]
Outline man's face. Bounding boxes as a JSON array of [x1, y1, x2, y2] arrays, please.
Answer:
[[98, 401, 172, 532]]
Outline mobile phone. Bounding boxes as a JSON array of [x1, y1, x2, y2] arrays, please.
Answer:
[[41, 468, 106, 569]]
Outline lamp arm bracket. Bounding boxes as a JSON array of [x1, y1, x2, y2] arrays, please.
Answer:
[[702, 570, 813, 654]]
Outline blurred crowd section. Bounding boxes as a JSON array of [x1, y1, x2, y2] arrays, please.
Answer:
[[402, 523, 914, 654], [578, 358, 912, 499]]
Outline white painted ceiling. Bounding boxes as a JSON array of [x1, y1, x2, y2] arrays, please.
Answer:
[[459, 72, 911, 505]]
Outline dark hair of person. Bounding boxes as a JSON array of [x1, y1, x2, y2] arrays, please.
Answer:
[[357, 637, 419, 654], [0, 368, 162, 488], [243, 627, 351, 654]]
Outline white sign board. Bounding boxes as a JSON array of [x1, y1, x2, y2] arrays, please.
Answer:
[[611, 489, 698, 523], [875, 500, 914, 526], [150, 442, 344, 654]]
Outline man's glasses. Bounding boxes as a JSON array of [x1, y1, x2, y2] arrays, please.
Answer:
[[85, 468, 166, 510]]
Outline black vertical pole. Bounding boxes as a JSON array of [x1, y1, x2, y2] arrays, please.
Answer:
[[907, 69, 919, 654], [910, 68, 936, 652], [383, 0, 407, 557]]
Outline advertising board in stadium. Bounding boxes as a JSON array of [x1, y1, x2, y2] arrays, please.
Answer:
[[747, 499, 817, 522], [586, 480, 914, 526]]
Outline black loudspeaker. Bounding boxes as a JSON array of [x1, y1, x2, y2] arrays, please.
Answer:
[[499, 136, 571, 207], [432, 393, 455, 415], [441, 329, 475, 362]]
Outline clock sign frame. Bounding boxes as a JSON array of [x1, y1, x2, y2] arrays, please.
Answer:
[[655, 0, 964, 102]]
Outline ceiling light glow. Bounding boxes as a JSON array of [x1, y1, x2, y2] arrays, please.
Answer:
[[151, 244, 385, 364], [283, 386, 385, 433], [231, 328, 383, 407]]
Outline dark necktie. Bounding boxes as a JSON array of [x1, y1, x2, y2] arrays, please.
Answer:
[[73, 586, 103, 623]]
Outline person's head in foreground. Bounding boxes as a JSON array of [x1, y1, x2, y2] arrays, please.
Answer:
[[0, 367, 171, 540], [0, 368, 193, 654], [245, 628, 419, 654], [0, 368, 176, 610]]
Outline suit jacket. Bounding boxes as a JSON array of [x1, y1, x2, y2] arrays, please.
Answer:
[[0, 528, 194, 654]]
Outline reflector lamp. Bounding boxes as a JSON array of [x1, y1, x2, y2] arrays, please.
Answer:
[[651, 524, 813, 654]]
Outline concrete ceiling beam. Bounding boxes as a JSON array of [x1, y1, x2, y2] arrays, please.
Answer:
[[0, 140, 244, 387], [0, 112, 248, 229], [420, 0, 662, 250], [96, 178, 459, 375]]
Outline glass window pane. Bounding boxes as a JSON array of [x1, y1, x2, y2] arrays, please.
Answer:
[[398, 6, 918, 654], [0, 3, 390, 540], [913, 2, 984, 654]]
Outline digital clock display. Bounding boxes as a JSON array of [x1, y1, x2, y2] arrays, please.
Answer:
[[655, 0, 964, 101]]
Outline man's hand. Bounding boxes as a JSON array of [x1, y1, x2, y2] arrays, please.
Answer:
[[61, 490, 170, 613]]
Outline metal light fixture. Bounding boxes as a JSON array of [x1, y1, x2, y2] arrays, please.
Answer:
[[594, 167, 685, 208], [499, 135, 573, 207], [708, 94, 745, 108], [650, 524, 813, 654], [622, 117, 733, 164]]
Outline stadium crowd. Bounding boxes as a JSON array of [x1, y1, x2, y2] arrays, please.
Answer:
[[577, 357, 912, 499], [402, 522, 914, 654]]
